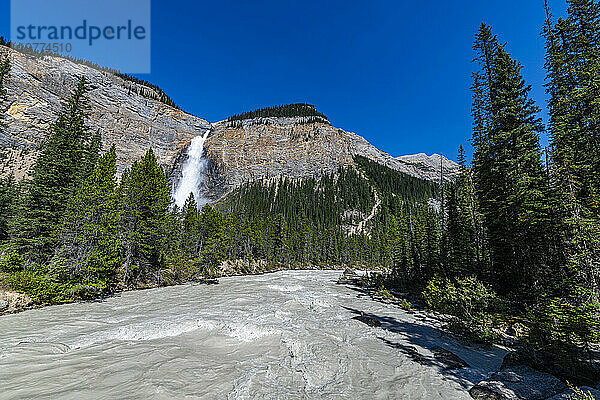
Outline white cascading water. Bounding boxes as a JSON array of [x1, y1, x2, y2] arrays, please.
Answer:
[[0, 271, 507, 399], [173, 130, 210, 208]]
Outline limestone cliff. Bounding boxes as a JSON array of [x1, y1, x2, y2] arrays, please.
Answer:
[[396, 153, 462, 182], [202, 117, 459, 200], [0, 45, 459, 203], [0, 45, 211, 179]]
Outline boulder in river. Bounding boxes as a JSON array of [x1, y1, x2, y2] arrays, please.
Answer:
[[337, 268, 360, 285], [469, 365, 566, 400], [352, 312, 382, 327], [431, 346, 470, 370], [190, 277, 219, 285]]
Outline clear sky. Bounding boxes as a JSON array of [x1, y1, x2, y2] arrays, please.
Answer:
[[0, 0, 569, 161]]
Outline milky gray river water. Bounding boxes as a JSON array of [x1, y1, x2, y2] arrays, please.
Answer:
[[0, 271, 506, 399]]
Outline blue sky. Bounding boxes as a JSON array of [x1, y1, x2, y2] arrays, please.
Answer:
[[0, 0, 568, 160]]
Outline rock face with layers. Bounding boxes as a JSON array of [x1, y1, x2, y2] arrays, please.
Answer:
[[0, 45, 459, 202], [0, 45, 211, 179], [203, 118, 460, 199]]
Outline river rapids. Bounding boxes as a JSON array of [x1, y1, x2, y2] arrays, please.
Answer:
[[0, 271, 506, 399]]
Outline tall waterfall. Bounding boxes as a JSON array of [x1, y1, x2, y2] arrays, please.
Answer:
[[173, 130, 210, 208]]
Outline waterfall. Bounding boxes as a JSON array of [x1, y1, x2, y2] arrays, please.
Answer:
[[173, 130, 210, 208]]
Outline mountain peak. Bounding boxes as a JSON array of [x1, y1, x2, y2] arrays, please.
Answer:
[[396, 153, 460, 181]]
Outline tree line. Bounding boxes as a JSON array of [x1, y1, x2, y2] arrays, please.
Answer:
[[226, 103, 329, 122], [0, 68, 445, 301]]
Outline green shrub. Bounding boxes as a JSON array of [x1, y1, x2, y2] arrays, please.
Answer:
[[422, 276, 501, 343], [397, 298, 414, 311], [566, 383, 596, 400], [0, 246, 25, 273], [375, 285, 394, 299], [3, 269, 73, 304], [422, 276, 499, 320], [528, 289, 600, 349]]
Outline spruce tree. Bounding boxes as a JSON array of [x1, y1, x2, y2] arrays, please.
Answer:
[[53, 146, 122, 297], [13, 77, 98, 259], [443, 184, 471, 278], [456, 145, 486, 278], [0, 176, 16, 243], [119, 149, 171, 285], [547, 0, 600, 214], [180, 193, 201, 260], [545, 0, 600, 297], [199, 205, 226, 273], [483, 44, 550, 298], [471, 25, 553, 299], [471, 23, 499, 191], [0, 56, 15, 243]]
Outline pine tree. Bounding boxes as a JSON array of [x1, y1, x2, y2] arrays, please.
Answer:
[[443, 184, 470, 278], [199, 204, 226, 273], [0, 176, 17, 242], [180, 193, 201, 260], [545, 0, 600, 297], [480, 42, 550, 298], [547, 0, 600, 214], [12, 77, 98, 259], [0, 54, 15, 243], [0, 55, 17, 245], [471, 23, 500, 191], [119, 149, 171, 285], [53, 146, 122, 297], [456, 145, 485, 278]]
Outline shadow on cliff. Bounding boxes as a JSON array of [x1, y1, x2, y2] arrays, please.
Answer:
[[342, 306, 507, 388]]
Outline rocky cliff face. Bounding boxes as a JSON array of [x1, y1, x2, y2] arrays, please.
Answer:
[[202, 118, 459, 199], [0, 46, 459, 203], [0, 45, 211, 179]]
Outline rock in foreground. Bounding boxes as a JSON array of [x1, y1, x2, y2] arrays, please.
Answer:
[[352, 312, 382, 327], [337, 268, 360, 285], [469, 365, 566, 400]]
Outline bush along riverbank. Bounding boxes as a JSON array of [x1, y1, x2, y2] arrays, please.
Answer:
[[0, 256, 352, 315], [343, 268, 600, 399]]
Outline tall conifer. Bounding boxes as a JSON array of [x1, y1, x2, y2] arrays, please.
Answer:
[[13, 77, 98, 259], [472, 27, 551, 299], [119, 149, 171, 284], [545, 0, 600, 297], [53, 146, 122, 297]]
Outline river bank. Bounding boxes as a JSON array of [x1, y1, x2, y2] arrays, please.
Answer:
[[0, 260, 350, 316], [339, 269, 600, 399]]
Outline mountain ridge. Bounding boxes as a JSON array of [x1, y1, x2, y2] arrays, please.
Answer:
[[0, 45, 459, 203]]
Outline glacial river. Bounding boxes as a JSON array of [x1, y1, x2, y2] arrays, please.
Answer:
[[0, 271, 506, 399]]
